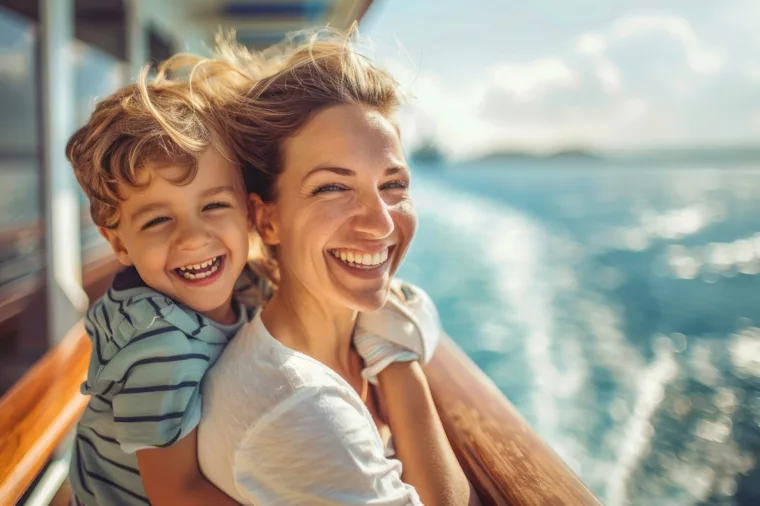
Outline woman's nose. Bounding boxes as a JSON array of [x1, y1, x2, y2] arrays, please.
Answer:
[[352, 191, 394, 238], [173, 219, 212, 251]]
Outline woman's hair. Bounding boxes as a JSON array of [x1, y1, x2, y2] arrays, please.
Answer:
[[152, 26, 403, 290], [213, 27, 401, 201]]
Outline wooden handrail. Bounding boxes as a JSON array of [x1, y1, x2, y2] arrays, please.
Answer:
[[427, 337, 601, 506], [0, 316, 601, 505], [0, 321, 90, 505]]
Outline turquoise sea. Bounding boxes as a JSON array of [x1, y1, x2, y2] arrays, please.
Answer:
[[399, 160, 760, 506]]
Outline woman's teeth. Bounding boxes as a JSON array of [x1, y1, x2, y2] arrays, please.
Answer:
[[330, 248, 389, 268], [177, 256, 221, 280]]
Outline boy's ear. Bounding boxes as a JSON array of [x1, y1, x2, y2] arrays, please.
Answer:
[[248, 193, 280, 246], [98, 227, 133, 266]]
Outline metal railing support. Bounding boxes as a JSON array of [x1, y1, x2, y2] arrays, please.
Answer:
[[40, 0, 88, 346], [125, 0, 149, 79]]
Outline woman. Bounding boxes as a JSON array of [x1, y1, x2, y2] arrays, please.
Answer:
[[196, 31, 479, 505]]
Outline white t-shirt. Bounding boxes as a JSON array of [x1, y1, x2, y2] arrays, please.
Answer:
[[197, 311, 422, 505]]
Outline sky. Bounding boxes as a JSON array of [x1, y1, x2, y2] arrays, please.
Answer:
[[362, 0, 760, 159]]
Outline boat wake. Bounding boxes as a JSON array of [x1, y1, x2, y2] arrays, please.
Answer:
[[401, 172, 759, 505]]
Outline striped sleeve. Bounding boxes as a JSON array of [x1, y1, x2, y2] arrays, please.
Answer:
[[94, 316, 212, 454]]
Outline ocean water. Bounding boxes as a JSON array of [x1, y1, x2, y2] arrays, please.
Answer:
[[398, 160, 760, 506]]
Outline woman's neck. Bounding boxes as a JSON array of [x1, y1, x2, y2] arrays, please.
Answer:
[[260, 281, 358, 374]]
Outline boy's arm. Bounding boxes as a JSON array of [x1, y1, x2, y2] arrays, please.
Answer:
[[136, 428, 241, 506]]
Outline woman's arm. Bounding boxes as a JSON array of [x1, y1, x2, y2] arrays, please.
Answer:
[[137, 428, 240, 506], [378, 361, 480, 506]]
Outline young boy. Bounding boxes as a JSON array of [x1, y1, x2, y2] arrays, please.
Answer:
[[66, 73, 254, 505]]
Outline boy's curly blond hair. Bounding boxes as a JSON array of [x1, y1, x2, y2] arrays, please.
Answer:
[[66, 65, 230, 229]]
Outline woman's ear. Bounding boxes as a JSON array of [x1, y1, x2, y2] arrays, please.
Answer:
[[249, 193, 280, 246], [98, 227, 133, 266]]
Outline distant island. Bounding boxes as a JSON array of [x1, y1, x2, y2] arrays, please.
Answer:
[[471, 145, 760, 167], [476, 148, 601, 163], [404, 141, 760, 169]]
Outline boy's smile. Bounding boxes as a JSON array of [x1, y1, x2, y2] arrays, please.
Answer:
[[101, 147, 252, 324], [174, 254, 224, 282]]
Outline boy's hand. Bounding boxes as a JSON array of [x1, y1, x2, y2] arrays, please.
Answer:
[[354, 280, 442, 384]]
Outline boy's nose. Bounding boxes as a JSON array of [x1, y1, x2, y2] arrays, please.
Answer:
[[174, 221, 212, 251]]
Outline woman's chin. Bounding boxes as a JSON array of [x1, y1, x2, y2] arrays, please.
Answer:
[[339, 285, 390, 313]]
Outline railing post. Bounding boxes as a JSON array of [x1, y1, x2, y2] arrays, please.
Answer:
[[40, 0, 88, 346], [125, 0, 149, 80]]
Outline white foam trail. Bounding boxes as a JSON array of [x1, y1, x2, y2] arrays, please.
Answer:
[[411, 176, 570, 452], [579, 299, 644, 391], [605, 348, 678, 506], [411, 175, 663, 500]]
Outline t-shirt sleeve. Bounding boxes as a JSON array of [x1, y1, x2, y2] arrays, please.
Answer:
[[233, 386, 421, 506], [93, 316, 210, 453]]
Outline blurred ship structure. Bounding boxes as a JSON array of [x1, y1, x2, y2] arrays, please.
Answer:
[[409, 136, 446, 168]]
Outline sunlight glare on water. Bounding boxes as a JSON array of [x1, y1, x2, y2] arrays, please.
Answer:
[[398, 162, 760, 505]]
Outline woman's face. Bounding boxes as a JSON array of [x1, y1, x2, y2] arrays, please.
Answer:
[[255, 103, 416, 312]]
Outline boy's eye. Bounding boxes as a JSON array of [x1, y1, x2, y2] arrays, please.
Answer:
[[203, 201, 232, 211], [313, 184, 348, 195], [141, 216, 170, 230]]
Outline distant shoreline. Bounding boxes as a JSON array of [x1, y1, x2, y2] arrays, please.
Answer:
[[470, 145, 760, 166]]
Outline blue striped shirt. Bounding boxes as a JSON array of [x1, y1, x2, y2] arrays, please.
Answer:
[[69, 266, 253, 505]]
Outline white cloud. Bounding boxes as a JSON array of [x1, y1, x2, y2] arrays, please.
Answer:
[[609, 14, 726, 74], [489, 58, 580, 102], [745, 63, 760, 83], [594, 60, 622, 95], [576, 33, 607, 56], [384, 10, 760, 158], [384, 58, 496, 159]]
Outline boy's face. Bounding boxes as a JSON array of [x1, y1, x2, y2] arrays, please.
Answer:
[[102, 147, 251, 323]]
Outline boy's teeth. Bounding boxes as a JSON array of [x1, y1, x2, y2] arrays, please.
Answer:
[[177, 256, 220, 278], [178, 262, 220, 280]]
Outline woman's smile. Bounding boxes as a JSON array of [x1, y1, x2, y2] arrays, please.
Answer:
[[328, 246, 392, 268], [326, 246, 396, 279]]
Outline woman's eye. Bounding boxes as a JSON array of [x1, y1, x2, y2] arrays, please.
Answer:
[[203, 201, 232, 211], [313, 184, 347, 195], [141, 217, 170, 230], [381, 180, 409, 190]]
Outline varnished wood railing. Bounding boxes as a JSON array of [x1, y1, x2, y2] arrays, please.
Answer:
[[0, 322, 90, 505], [427, 337, 602, 506], [0, 320, 601, 506]]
